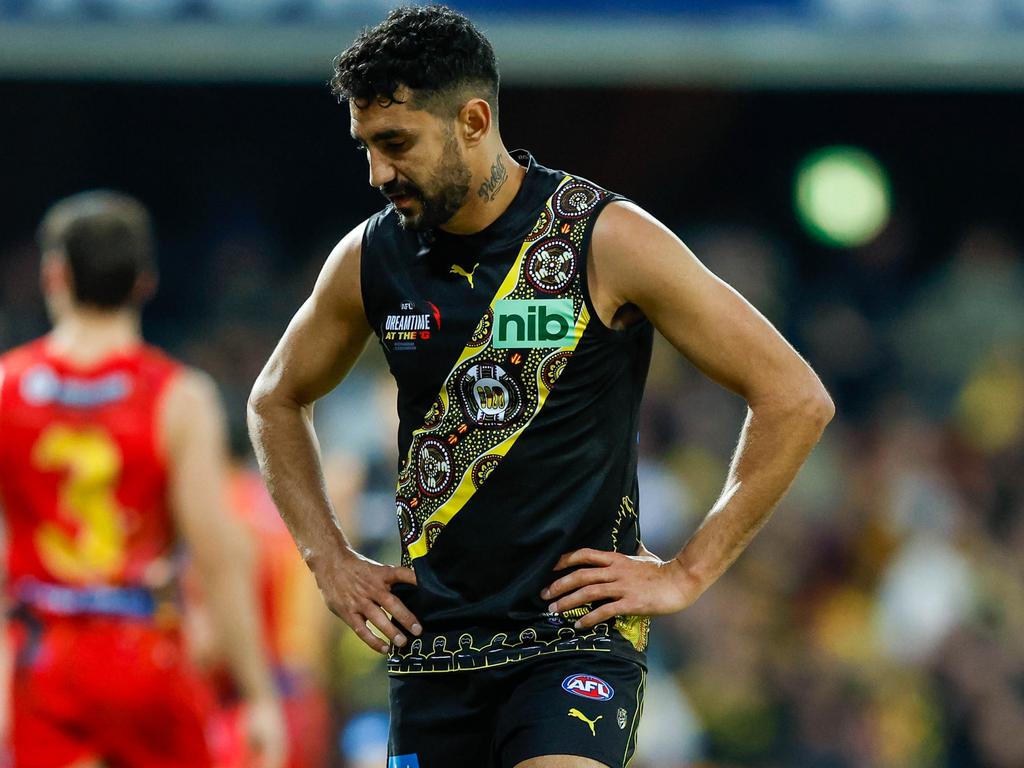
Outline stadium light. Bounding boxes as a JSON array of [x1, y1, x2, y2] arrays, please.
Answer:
[[794, 145, 892, 248]]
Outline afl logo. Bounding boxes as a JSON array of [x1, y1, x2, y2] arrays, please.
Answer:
[[554, 181, 601, 220], [562, 674, 615, 701], [459, 363, 522, 426], [416, 437, 453, 497], [526, 239, 576, 294]]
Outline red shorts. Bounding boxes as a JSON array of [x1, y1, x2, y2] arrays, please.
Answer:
[[10, 613, 213, 768]]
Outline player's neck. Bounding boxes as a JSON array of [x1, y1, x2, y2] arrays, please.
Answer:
[[440, 144, 526, 236], [48, 306, 142, 366]]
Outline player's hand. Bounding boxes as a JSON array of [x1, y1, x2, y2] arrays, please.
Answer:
[[540, 546, 705, 629], [245, 694, 287, 768], [314, 548, 421, 654]]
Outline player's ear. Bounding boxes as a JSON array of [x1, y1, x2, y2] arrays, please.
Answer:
[[40, 251, 70, 298], [132, 271, 158, 306], [458, 98, 491, 147]]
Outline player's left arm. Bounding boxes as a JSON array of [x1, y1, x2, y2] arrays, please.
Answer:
[[164, 370, 287, 768], [543, 201, 835, 627]]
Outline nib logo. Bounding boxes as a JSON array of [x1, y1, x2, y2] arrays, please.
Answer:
[[493, 299, 574, 349]]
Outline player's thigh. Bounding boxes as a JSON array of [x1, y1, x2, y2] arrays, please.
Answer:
[[87, 625, 213, 767], [496, 654, 646, 768], [388, 669, 499, 767], [11, 679, 99, 768], [12, 719, 98, 768], [10, 624, 98, 768], [513, 756, 609, 768], [98, 668, 213, 768]]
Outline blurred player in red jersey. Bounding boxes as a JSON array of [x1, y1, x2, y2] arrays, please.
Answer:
[[0, 191, 286, 768]]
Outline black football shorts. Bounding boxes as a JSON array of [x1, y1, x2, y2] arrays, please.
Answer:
[[387, 652, 646, 768]]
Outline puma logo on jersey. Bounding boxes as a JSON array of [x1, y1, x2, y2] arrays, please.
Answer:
[[450, 263, 479, 288], [567, 708, 603, 736]]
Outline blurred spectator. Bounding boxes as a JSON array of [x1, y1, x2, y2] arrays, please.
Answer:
[[893, 225, 1024, 414]]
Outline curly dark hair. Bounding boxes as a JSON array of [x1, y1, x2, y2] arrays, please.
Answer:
[[330, 5, 499, 120]]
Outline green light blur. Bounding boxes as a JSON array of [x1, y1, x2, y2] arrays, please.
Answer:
[[795, 146, 892, 248]]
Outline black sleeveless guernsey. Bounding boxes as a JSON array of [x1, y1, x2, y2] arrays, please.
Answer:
[[360, 151, 654, 674]]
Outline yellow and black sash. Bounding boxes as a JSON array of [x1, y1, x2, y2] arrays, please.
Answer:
[[395, 176, 609, 563]]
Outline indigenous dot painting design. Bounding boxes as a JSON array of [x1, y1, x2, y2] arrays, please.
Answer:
[[540, 351, 572, 391], [524, 205, 553, 242], [395, 175, 609, 563], [458, 362, 524, 426], [422, 398, 444, 430], [526, 239, 576, 294], [416, 437, 453, 497], [396, 499, 419, 550], [471, 454, 502, 489], [424, 522, 445, 550], [466, 308, 493, 348], [554, 180, 602, 220]]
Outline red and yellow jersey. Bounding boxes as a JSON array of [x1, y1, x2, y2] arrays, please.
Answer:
[[0, 338, 182, 590]]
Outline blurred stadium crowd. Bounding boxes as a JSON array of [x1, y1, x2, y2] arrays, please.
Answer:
[[4, 0, 1024, 25], [0, 0, 393, 22], [3, 173, 1023, 767]]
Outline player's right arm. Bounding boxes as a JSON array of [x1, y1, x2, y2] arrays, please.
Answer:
[[247, 223, 421, 655]]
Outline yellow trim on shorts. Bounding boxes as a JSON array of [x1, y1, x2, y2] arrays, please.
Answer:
[[623, 666, 647, 767]]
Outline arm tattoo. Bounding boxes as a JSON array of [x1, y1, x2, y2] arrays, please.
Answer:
[[477, 154, 509, 202]]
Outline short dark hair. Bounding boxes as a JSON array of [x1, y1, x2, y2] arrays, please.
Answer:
[[37, 190, 155, 309], [330, 4, 499, 120]]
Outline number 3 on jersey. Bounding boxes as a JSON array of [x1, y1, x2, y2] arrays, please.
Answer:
[[32, 425, 128, 583]]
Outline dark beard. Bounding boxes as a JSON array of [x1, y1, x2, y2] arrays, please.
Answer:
[[389, 132, 471, 231]]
